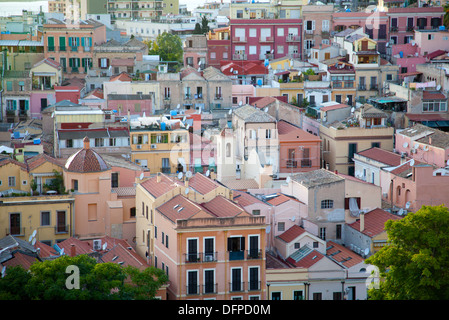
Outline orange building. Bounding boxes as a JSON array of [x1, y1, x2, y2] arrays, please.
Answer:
[[136, 172, 267, 300], [43, 18, 106, 78], [278, 120, 321, 174]]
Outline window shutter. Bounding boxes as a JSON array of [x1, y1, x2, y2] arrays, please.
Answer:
[[25, 100, 29, 110], [13, 100, 17, 110], [240, 237, 245, 251], [227, 238, 232, 251], [69, 58, 73, 67], [81, 37, 85, 47]]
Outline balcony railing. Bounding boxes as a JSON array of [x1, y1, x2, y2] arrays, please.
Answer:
[[286, 160, 297, 168], [161, 167, 171, 174], [48, 46, 55, 52], [260, 36, 274, 42], [186, 285, 200, 295], [203, 283, 218, 295], [370, 84, 378, 91], [286, 34, 300, 42], [301, 159, 312, 168], [230, 281, 245, 292], [6, 227, 25, 236], [233, 53, 247, 60], [232, 37, 246, 43], [55, 225, 70, 234], [248, 281, 261, 291], [247, 249, 262, 260], [70, 46, 78, 52], [358, 84, 366, 91]]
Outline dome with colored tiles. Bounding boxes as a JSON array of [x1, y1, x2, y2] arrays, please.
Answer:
[[65, 137, 110, 173]]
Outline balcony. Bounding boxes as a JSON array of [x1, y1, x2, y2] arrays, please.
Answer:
[[229, 281, 245, 293], [203, 283, 217, 295], [286, 160, 297, 168], [55, 225, 70, 234], [286, 34, 300, 42], [358, 84, 366, 91], [232, 37, 247, 43], [369, 84, 378, 91], [301, 159, 312, 168], [161, 167, 171, 174], [70, 46, 78, 52], [247, 281, 261, 291], [247, 249, 262, 260], [233, 53, 247, 60], [214, 95, 223, 100], [186, 285, 200, 296], [259, 36, 274, 43], [229, 250, 245, 261], [48, 46, 55, 52], [59, 46, 66, 52]]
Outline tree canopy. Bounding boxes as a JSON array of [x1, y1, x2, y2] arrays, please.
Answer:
[[144, 32, 183, 72], [0, 255, 168, 300], [365, 205, 449, 300]]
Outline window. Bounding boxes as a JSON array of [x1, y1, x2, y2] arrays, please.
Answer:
[[249, 28, 257, 37], [277, 28, 284, 37], [111, 172, 119, 188], [252, 209, 260, 216], [293, 291, 303, 300], [8, 176, 15, 187], [266, 129, 271, 139], [95, 138, 104, 147], [348, 143, 357, 163], [278, 222, 285, 231], [277, 45, 284, 54], [319, 228, 326, 240], [249, 266, 259, 291], [336, 224, 342, 239], [66, 139, 73, 148], [187, 270, 199, 295], [210, 52, 216, 59], [130, 207, 136, 217], [204, 269, 215, 294], [41, 211, 50, 226], [321, 199, 334, 209], [10, 213, 21, 235]]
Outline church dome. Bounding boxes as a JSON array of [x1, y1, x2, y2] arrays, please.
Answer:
[[65, 137, 110, 173]]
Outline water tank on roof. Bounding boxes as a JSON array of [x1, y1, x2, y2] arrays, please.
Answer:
[[399, 51, 403, 58], [170, 110, 177, 117], [161, 122, 166, 131], [439, 26, 446, 31]]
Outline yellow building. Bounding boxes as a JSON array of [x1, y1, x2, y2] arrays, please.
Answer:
[[130, 116, 190, 174], [0, 194, 75, 246], [320, 105, 394, 175]]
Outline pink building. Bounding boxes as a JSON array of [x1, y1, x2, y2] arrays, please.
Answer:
[[387, 7, 444, 45], [414, 29, 449, 56], [389, 43, 426, 76], [380, 161, 449, 212], [332, 11, 389, 54], [230, 18, 303, 61], [107, 94, 152, 116], [395, 123, 449, 169], [278, 120, 321, 174]]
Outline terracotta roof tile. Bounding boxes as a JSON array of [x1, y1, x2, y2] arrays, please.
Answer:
[[266, 193, 302, 206], [65, 137, 110, 173], [140, 174, 180, 198], [156, 194, 206, 222], [278, 120, 321, 142], [233, 190, 267, 207], [356, 147, 403, 167], [201, 195, 246, 218], [286, 245, 325, 268], [326, 241, 364, 268], [188, 173, 220, 195], [347, 208, 402, 238], [277, 225, 306, 243]]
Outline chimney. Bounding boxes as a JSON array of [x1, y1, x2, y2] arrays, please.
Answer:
[[157, 172, 161, 183], [185, 179, 189, 188], [71, 244, 76, 257], [429, 137, 432, 145], [83, 136, 90, 149], [360, 212, 365, 232]]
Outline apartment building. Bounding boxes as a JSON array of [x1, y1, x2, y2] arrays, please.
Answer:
[[319, 104, 394, 175], [302, 4, 334, 57], [42, 18, 106, 78], [387, 6, 444, 45], [129, 116, 190, 174], [184, 34, 208, 71]]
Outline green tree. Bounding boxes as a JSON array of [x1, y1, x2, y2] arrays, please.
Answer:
[[201, 16, 210, 34], [365, 205, 449, 300], [146, 32, 183, 72], [0, 255, 168, 300], [444, 4, 449, 28], [0, 266, 32, 300], [193, 22, 203, 34]]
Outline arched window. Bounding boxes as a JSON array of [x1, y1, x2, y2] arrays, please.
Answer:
[[226, 143, 231, 157]]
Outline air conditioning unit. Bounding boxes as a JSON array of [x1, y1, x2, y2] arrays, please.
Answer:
[[93, 239, 102, 251], [136, 145, 142, 149], [151, 144, 157, 149], [204, 255, 213, 262]]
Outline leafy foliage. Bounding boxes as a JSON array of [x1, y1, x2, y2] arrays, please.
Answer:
[[365, 205, 449, 300], [0, 255, 168, 300], [145, 32, 183, 71]]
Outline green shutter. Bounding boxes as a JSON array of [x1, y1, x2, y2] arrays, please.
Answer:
[[59, 37, 66, 50], [89, 37, 92, 47], [69, 58, 73, 67], [25, 100, 29, 110], [13, 100, 17, 110], [6, 81, 12, 91], [48, 37, 54, 50], [81, 37, 85, 47]]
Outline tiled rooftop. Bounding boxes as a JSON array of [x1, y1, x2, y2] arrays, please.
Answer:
[[347, 208, 402, 238]]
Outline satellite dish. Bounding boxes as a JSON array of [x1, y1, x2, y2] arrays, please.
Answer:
[[28, 235, 33, 242], [403, 142, 408, 148], [186, 124, 190, 130], [364, 248, 370, 256], [398, 208, 404, 216], [178, 172, 183, 180], [291, 216, 296, 222], [239, 101, 243, 106], [230, 68, 233, 72], [206, 169, 210, 177], [60, 248, 65, 256], [447, 159, 449, 166], [410, 159, 415, 166], [423, 145, 429, 151], [437, 84, 441, 91], [185, 187, 190, 195], [177, 104, 180, 109], [264, 107, 268, 112], [139, 172, 144, 180], [286, 176, 291, 184], [351, 107, 355, 113], [266, 225, 271, 234], [31, 230, 37, 238], [102, 242, 107, 250], [31, 238, 36, 246], [198, 60, 202, 65], [182, 116, 186, 122], [405, 201, 411, 209], [186, 170, 192, 178]]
